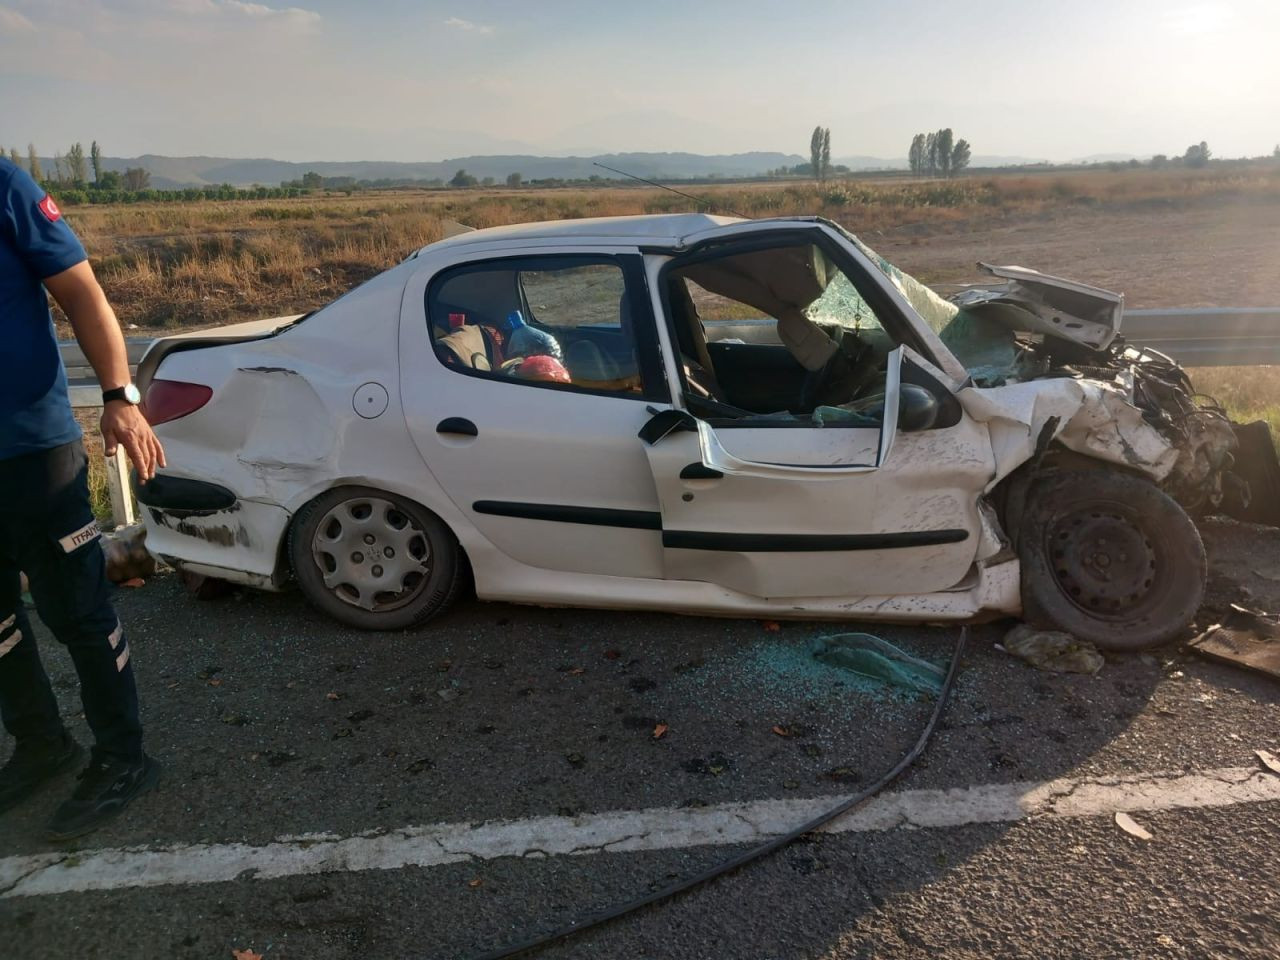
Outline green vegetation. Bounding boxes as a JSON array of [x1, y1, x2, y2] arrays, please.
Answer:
[[8, 140, 309, 204]]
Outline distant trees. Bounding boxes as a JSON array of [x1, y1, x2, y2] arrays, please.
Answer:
[[1274, 145, 1280, 159], [66, 142, 88, 184], [450, 168, 477, 187], [27, 144, 42, 181], [8, 146, 19, 168], [908, 134, 926, 176], [90, 141, 102, 184], [300, 171, 324, 189], [909, 128, 970, 177], [122, 167, 151, 191], [506, 172, 522, 187], [809, 126, 831, 183], [935, 128, 954, 177], [1183, 141, 1211, 168]]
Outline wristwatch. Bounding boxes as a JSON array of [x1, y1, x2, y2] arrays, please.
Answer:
[[102, 384, 142, 406]]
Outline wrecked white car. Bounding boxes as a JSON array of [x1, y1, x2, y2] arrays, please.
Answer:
[[135, 214, 1243, 649]]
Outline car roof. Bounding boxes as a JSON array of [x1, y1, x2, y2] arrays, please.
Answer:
[[416, 213, 751, 255]]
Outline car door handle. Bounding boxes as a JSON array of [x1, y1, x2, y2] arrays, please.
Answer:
[[436, 417, 478, 437]]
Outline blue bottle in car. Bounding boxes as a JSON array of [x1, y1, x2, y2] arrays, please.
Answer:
[[506, 310, 562, 361]]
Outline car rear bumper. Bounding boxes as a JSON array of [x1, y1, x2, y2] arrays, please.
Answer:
[[137, 474, 292, 589]]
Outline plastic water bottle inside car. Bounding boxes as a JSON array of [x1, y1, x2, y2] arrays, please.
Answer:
[[506, 310, 562, 361]]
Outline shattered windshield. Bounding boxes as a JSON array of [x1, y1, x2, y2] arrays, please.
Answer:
[[803, 270, 883, 334], [843, 231, 1019, 383]]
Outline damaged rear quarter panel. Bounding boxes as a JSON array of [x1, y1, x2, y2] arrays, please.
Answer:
[[145, 265, 467, 577]]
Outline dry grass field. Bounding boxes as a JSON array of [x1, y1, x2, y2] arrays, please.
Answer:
[[58, 165, 1280, 334], [60, 165, 1280, 518]]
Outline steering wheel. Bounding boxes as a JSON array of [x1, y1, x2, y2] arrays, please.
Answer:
[[800, 335, 879, 411]]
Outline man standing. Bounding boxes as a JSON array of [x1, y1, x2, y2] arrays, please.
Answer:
[[0, 156, 165, 840]]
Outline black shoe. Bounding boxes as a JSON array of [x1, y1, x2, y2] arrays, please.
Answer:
[[0, 732, 83, 815], [46, 753, 160, 842]]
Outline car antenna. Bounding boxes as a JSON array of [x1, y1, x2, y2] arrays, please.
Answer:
[[592, 162, 750, 219]]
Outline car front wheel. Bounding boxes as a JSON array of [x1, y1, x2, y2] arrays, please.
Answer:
[[1018, 470, 1206, 651], [289, 486, 462, 631]]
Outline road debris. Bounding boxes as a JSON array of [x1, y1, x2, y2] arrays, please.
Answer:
[[102, 523, 155, 584], [652, 723, 668, 740], [1189, 605, 1280, 681], [810, 633, 945, 696], [999, 624, 1105, 675], [231, 950, 263, 960], [1114, 811, 1153, 840], [1257, 749, 1280, 776]]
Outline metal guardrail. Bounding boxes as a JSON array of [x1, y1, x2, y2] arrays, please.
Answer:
[[1121, 308, 1280, 366], [56, 308, 1280, 524], [60, 309, 1280, 390]]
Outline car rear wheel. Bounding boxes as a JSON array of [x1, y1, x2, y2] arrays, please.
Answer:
[[1018, 471, 1206, 651], [289, 486, 462, 631]]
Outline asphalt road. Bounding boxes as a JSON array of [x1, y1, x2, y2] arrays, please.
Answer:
[[2, 518, 1278, 960]]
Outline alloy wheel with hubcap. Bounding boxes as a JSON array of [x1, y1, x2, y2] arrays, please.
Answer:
[[311, 496, 431, 613]]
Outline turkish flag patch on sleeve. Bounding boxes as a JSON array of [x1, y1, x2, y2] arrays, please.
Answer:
[[37, 194, 62, 222]]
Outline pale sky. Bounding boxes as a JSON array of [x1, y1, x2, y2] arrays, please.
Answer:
[[1, 0, 1277, 162]]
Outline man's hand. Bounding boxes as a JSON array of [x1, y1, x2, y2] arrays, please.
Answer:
[[43, 261, 169, 481], [101, 400, 166, 482]]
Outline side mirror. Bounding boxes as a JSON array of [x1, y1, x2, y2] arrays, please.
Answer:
[[839, 383, 939, 433], [897, 384, 940, 432]]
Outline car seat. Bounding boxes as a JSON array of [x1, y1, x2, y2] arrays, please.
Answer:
[[563, 295, 642, 392], [435, 323, 495, 371], [668, 277, 723, 400]]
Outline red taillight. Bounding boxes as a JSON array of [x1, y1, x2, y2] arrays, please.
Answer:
[[143, 380, 213, 425]]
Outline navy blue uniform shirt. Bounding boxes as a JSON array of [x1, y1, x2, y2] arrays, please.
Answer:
[[0, 158, 87, 459]]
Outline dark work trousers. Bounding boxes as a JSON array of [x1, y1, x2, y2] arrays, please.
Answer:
[[0, 440, 142, 762]]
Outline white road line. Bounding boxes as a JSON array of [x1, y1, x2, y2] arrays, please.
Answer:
[[2, 765, 1277, 899]]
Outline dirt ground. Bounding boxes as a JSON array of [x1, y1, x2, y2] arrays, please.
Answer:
[[865, 198, 1280, 309]]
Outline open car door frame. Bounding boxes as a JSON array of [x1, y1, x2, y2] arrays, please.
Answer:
[[637, 223, 994, 601]]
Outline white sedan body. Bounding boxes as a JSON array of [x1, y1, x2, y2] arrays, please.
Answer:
[[136, 214, 1185, 625]]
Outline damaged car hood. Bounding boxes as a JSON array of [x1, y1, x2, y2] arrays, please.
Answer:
[[950, 263, 1124, 352]]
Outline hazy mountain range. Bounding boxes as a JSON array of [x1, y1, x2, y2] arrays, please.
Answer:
[[25, 150, 1068, 189], [47, 152, 807, 189]]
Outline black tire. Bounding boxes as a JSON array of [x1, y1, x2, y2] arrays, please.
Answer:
[[1018, 470, 1206, 651], [288, 486, 463, 631]]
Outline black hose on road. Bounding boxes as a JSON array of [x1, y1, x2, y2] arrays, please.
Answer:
[[464, 627, 969, 960]]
